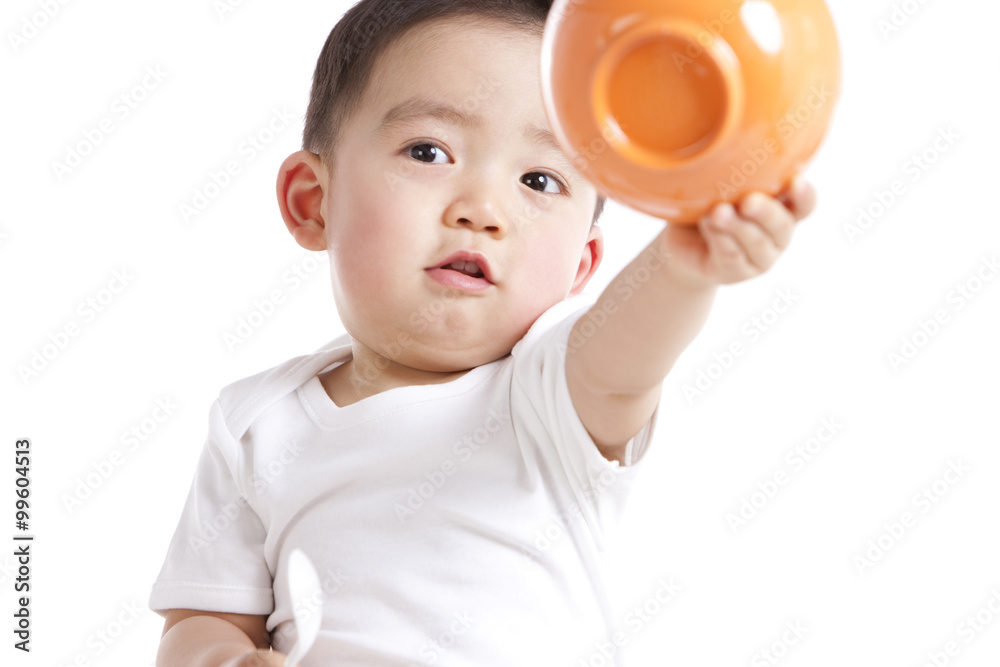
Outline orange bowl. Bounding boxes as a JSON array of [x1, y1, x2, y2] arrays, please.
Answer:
[[541, 0, 841, 224]]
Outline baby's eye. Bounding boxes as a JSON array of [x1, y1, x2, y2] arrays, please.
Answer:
[[406, 143, 451, 164], [521, 172, 565, 195]]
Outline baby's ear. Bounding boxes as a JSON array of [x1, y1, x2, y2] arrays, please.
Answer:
[[277, 150, 327, 251], [569, 224, 604, 296]]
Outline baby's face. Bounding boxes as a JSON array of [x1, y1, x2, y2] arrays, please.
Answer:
[[321, 16, 601, 372]]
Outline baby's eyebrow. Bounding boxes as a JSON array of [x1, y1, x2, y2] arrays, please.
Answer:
[[377, 97, 484, 133], [522, 124, 576, 172]]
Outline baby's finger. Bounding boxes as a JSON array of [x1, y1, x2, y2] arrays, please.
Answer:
[[714, 203, 780, 272], [778, 176, 818, 221], [701, 205, 757, 280], [737, 192, 796, 251], [221, 649, 288, 667]]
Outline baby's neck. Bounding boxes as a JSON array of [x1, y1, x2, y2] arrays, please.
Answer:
[[319, 343, 472, 407]]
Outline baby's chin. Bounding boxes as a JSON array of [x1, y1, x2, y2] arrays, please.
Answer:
[[354, 324, 521, 374], [400, 334, 519, 373]]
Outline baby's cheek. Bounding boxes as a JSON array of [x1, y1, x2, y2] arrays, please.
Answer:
[[503, 252, 574, 337], [333, 200, 406, 279], [336, 235, 400, 299], [524, 243, 578, 294]]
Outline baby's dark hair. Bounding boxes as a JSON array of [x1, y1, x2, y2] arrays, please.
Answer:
[[303, 0, 606, 225]]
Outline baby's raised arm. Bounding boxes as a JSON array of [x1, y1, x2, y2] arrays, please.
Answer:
[[156, 609, 288, 667], [565, 182, 816, 463]]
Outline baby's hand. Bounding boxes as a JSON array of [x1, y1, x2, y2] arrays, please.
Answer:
[[221, 648, 292, 667], [662, 177, 816, 288]]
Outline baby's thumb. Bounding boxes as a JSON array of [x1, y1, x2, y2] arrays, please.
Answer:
[[220, 648, 290, 667]]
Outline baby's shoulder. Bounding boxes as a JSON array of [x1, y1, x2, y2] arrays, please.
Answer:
[[217, 347, 346, 440]]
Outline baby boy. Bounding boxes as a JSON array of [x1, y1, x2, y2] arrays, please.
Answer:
[[150, 0, 815, 665]]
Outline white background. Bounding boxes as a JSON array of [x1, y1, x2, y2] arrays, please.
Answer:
[[1, 1, 998, 666]]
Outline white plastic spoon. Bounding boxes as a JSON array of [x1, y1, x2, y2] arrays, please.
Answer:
[[284, 548, 324, 667]]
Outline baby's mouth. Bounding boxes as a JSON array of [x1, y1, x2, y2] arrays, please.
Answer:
[[426, 251, 495, 291], [441, 260, 485, 279], [428, 250, 495, 288]]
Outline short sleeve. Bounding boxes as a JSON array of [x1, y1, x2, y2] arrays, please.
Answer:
[[148, 400, 274, 617], [510, 295, 659, 550]]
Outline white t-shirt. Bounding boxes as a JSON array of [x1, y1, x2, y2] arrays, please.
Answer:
[[149, 293, 658, 666]]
